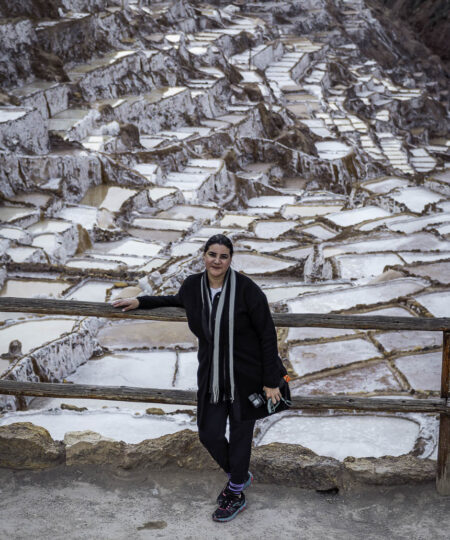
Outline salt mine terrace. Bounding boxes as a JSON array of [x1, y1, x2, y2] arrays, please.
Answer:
[[0, 297, 449, 495], [0, 0, 449, 523]]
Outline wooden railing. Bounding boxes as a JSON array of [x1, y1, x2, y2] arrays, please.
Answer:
[[0, 297, 449, 494]]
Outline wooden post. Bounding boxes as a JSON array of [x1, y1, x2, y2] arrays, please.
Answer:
[[437, 330, 450, 495]]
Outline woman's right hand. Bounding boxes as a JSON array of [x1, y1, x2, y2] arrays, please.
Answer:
[[112, 298, 139, 311]]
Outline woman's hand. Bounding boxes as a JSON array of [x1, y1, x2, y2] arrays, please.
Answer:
[[112, 298, 139, 311], [263, 386, 281, 405]]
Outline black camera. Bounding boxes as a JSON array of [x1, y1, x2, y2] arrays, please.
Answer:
[[248, 392, 266, 408]]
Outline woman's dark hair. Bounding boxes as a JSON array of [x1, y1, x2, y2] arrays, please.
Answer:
[[203, 234, 233, 257]]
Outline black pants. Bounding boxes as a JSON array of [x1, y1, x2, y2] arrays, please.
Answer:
[[198, 399, 256, 484]]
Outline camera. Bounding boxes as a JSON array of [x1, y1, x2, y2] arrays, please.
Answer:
[[248, 392, 266, 408]]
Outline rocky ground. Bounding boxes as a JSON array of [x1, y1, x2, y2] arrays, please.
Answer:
[[0, 466, 449, 540], [0, 0, 449, 479]]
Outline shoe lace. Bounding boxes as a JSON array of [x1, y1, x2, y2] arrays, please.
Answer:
[[221, 490, 240, 509]]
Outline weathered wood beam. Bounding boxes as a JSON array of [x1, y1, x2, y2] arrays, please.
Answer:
[[1, 297, 450, 331], [0, 380, 448, 414], [437, 330, 450, 495]]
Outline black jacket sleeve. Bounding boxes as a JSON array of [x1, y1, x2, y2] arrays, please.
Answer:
[[137, 279, 186, 309], [246, 282, 282, 388]]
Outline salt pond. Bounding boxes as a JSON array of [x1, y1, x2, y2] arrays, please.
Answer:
[[390, 187, 442, 214], [292, 362, 401, 395], [91, 238, 161, 257], [323, 233, 450, 258], [0, 410, 196, 444], [81, 186, 137, 213], [66, 281, 113, 302], [362, 177, 410, 194], [0, 318, 78, 358], [67, 351, 177, 389], [374, 331, 442, 353], [282, 204, 343, 218], [173, 351, 197, 390], [335, 253, 403, 279], [253, 220, 297, 238], [264, 283, 343, 304], [0, 279, 70, 298], [289, 338, 382, 376], [315, 141, 352, 160], [257, 415, 419, 460], [288, 278, 428, 313], [414, 290, 450, 317], [98, 321, 196, 350], [27, 220, 72, 234], [394, 352, 442, 391], [231, 252, 295, 274], [326, 206, 390, 227]]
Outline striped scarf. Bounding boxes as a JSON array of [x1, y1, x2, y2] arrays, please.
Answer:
[[200, 268, 236, 403]]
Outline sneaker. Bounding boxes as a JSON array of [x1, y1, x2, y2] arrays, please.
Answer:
[[216, 471, 253, 505], [212, 489, 246, 522]]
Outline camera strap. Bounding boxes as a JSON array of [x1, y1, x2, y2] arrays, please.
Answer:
[[267, 396, 292, 415]]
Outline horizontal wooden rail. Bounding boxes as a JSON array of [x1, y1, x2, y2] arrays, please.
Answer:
[[0, 380, 448, 414], [2, 297, 450, 331]]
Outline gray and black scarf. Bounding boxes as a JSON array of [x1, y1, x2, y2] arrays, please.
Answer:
[[200, 268, 236, 403]]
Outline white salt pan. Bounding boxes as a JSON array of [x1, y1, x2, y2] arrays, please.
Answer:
[[232, 253, 294, 274], [0, 279, 70, 298], [286, 327, 356, 342], [0, 318, 77, 357], [289, 338, 381, 376], [323, 233, 450, 257], [247, 196, 296, 208], [264, 283, 342, 304], [253, 220, 297, 239], [28, 220, 72, 234], [414, 290, 450, 317], [174, 352, 198, 390], [93, 239, 161, 257], [326, 206, 390, 227], [315, 141, 352, 160], [394, 352, 442, 391], [68, 351, 177, 389], [258, 415, 418, 460], [375, 331, 442, 353], [390, 187, 442, 213], [387, 214, 450, 234], [288, 278, 428, 313], [362, 177, 409, 194], [282, 204, 343, 218], [236, 239, 297, 253], [0, 410, 195, 444], [66, 281, 112, 302], [336, 253, 403, 279]]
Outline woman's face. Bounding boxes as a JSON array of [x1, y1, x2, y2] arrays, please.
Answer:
[[203, 243, 232, 283]]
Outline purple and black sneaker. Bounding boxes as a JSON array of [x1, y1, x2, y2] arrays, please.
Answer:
[[216, 471, 253, 506], [212, 489, 246, 522]]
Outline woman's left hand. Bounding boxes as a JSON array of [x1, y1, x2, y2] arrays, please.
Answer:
[[263, 386, 281, 405]]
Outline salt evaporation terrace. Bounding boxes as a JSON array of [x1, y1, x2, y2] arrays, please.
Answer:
[[0, 0, 449, 472]]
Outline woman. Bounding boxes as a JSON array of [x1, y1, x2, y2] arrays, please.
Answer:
[[113, 234, 287, 522]]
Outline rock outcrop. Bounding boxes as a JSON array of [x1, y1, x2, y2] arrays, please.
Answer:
[[0, 422, 64, 469], [0, 423, 437, 488], [343, 454, 436, 485]]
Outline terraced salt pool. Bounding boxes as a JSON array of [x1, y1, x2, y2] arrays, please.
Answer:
[[257, 415, 420, 460]]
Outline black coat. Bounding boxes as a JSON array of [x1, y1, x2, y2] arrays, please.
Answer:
[[138, 271, 286, 424]]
